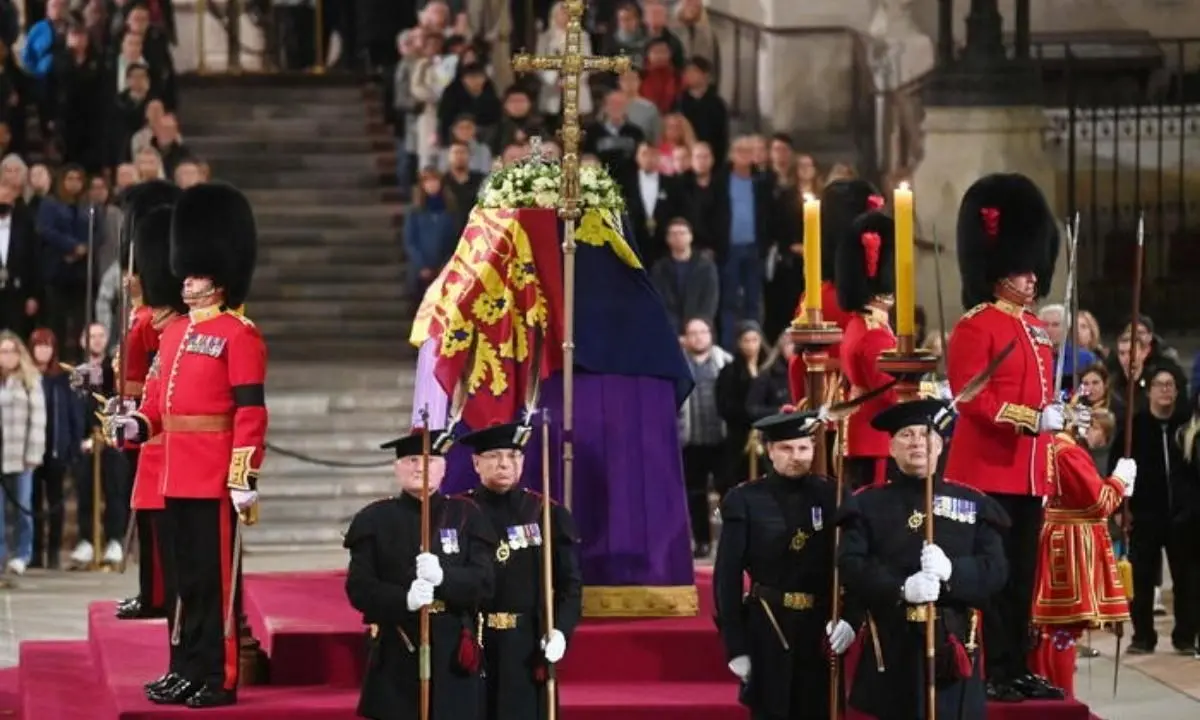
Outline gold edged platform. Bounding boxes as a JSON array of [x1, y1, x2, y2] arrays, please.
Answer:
[[581, 585, 699, 618]]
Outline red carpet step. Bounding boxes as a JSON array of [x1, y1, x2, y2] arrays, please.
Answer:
[[13, 566, 1096, 719]]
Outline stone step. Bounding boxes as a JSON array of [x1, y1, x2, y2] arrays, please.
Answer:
[[262, 451, 404, 479], [250, 280, 406, 302], [267, 431, 407, 456], [183, 84, 366, 103], [254, 203, 400, 225], [268, 387, 412, 411], [243, 188, 388, 206], [185, 117, 371, 136], [205, 153, 380, 174], [266, 337, 412, 362], [256, 228, 397, 245], [254, 261, 404, 283], [270, 411, 418, 433], [259, 244, 400, 267], [189, 102, 374, 121], [220, 168, 384, 190], [258, 476, 394, 501], [267, 363, 414, 390], [257, 317, 409, 341], [257, 496, 385, 525], [186, 136, 386, 156], [251, 299, 410, 321], [243, 523, 346, 548]]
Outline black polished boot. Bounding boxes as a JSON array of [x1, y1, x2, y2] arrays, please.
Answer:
[[147, 676, 201, 704], [985, 680, 1025, 703], [143, 672, 182, 694], [116, 597, 167, 620], [1010, 672, 1066, 700], [185, 686, 237, 708]]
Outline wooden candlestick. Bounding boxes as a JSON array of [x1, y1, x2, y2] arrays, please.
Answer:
[[790, 309, 844, 477], [877, 335, 939, 402]]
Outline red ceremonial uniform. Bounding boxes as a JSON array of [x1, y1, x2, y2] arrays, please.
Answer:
[[787, 280, 851, 403], [124, 306, 176, 510], [1028, 432, 1130, 696], [840, 308, 897, 479], [943, 298, 1056, 497], [135, 305, 268, 498]]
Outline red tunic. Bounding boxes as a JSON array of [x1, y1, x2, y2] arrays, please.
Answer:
[[787, 280, 851, 403], [123, 305, 165, 510], [1031, 433, 1130, 627], [135, 305, 268, 499], [840, 309, 897, 460], [943, 300, 1056, 496]]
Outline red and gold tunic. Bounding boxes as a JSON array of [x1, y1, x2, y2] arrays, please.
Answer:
[[124, 307, 183, 510], [840, 307, 897, 461], [943, 299, 1056, 497], [787, 280, 851, 404], [134, 304, 268, 499], [1031, 432, 1130, 627]]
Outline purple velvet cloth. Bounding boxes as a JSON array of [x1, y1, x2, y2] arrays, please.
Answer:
[[411, 339, 450, 430], [441, 371, 695, 589]]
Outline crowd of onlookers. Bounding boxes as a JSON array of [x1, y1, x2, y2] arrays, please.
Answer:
[[0, 0, 209, 581]]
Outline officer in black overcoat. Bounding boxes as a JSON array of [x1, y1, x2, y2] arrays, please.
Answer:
[[713, 409, 859, 720], [344, 430, 497, 720], [837, 399, 1010, 720], [456, 421, 584, 720]]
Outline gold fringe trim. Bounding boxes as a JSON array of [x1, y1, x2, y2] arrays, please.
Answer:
[[581, 585, 699, 618]]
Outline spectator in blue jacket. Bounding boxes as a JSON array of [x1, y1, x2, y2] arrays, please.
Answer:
[[403, 168, 459, 300], [35, 165, 100, 361], [20, 0, 67, 133]]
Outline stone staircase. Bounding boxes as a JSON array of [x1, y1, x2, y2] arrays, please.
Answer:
[[252, 363, 414, 549], [177, 75, 418, 549], [178, 75, 412, 361]]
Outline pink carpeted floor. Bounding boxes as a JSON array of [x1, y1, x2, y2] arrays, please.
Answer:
[[11, 567, 1098, 719]]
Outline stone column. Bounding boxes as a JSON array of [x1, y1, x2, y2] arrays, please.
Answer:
[[705, 0, 875, 134], [914, 0, 1065, 324]]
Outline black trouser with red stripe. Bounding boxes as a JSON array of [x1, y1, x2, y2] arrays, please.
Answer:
[[141, 508, 185, 675], [136, 509, 168, 611], [165, 497, 242, 692]]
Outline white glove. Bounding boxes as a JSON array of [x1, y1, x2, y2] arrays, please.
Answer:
[[727, 655, 750, 681], [1113, 457, 1137, 498], [406, 579, 435, 611], [1039, 403, 1065, 432], [541, 629, 566, 663], [1067, 404, 1093, 430], [903, 572, 941, 604], [230, 489, 259, 511], [921, 542, 953, 582], [106, 415, 141, 444], [825, 620, 855, 655], [415, 552, 444, 587]]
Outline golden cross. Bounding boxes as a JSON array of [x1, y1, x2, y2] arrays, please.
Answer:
[[512, 0, 630, 220]]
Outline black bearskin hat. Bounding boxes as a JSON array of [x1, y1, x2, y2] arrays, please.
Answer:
[[836, 211, 895, 311], [119, 180, 181, 273], [820, 179, 885, 281], [135, 206, 188, 314], [171, 182, 257, 308], [956, 173, 1058, 310]]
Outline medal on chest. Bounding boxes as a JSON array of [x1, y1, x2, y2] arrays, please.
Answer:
[[496, 540, 511, 564], [439, 528, 460, 555], [907, 510, 925, 532], [811, 506, 824, 531], [790, 529, 809, 552]]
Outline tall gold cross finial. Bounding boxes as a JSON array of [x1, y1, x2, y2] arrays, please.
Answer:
[[512, 0, 631, 220]]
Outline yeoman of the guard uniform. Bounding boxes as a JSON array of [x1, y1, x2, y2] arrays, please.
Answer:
[[344, 431, 497, 720], [457, 421, 584, 720], [714, 409, 858, 720], [837, 399, 1010, 720]]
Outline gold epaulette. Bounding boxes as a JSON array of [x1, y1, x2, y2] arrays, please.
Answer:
[[961, 302, 990, 320]]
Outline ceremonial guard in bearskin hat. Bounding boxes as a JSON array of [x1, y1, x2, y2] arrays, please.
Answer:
[[787, 179, 885, 403], [1029, 408, 1134, 697], [114, 179, 184, 622], [345, 431, 495, 720], [943, 173, 1066, 702], [714, 409, 858, 720], [838, 398, 1010, 720], [111, 182, 268, 707], [455, 421, 583, 720], [837, 210, 899, 491]]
